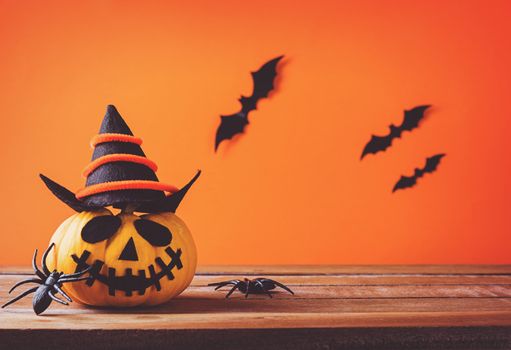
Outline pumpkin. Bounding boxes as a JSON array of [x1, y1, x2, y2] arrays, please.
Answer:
[[40, 105, 201, 307], [46, 208, 197, 307]]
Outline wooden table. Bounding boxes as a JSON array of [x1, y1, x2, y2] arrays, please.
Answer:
[[1, 265, 511, 349]]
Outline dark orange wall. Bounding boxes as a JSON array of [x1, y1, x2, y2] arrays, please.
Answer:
[[1, 0, 510, 265]]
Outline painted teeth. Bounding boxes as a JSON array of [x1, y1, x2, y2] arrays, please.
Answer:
[[71, 247, 183, 296]]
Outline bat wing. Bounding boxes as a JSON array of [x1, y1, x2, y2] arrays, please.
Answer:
[[239, 55, 283, 115], [361, 134, 393, 159], [392, 175, 417, 192], [362, 105, 430, 160], [393, 153, 446, 193], [215, 113, 249, 151], [401, 105, 430, 131], [423, 153, 446, 173]]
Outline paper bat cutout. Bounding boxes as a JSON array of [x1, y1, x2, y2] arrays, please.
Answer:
[[393, 153, 446, 192], [361, 105, 431, 159], [215, 55, 283, 151]]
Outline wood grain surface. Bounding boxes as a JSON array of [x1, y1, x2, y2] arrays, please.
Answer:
[[1, 265, 511, 349]]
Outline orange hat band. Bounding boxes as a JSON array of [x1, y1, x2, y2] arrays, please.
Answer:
[[91, 133, 143, 148], [82, 154, 158, 178], [75, 180, 179, 200]]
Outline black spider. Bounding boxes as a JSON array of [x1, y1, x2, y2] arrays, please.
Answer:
[[209, 278, 294, 298], [2, 243, 91, 315]]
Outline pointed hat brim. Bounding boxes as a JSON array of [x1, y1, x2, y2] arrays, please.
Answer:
[[40, 170, 201, 214]]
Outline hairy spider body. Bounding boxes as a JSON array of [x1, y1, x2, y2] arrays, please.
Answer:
[[209, 278, 294, 298], [2, 243, 91, 315]]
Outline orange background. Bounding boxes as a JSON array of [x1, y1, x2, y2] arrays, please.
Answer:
[[1, 0, 510, 266]]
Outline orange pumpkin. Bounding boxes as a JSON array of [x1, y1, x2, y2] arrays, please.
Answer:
[[46, 208, 197, 307]]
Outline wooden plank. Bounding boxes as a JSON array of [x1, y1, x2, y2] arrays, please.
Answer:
[[2, 273, 511, 317], [197, 265, 511, 275], [196, 275, 511, 286], [2, 295, 511, 317], [186, 285, 511, 299], [0, 266, 30, 274], [1, 326, 510, 350], [4, 273, 511, 286], [1, 311, 511, 330], [3, 264, 511, 275], [2, 275, 511, 300], [1, 266, 511, 350]]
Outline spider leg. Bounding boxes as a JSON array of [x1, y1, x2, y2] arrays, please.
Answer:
[[1, 286, 38, 308], [47, 290, 68, 306], [60, 265, 92, 279], [244, 279, 251, 299], [32, 249, 46, 280], [225, 283, 240, 298], [255, 280, 273, 298], [41, 243, 55, 275], [214, 282, 236, 291], [53, 284, 72, 302], [208, 280, 239, 290], [208, 281, 225, 286], [208, 279, 239, 286], [265, 279, 295, 295], [8, 278, 43, 293], [58, 276, 90, 283]]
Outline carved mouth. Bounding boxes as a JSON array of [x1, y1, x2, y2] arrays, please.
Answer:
[[71, 246, 182, 297]]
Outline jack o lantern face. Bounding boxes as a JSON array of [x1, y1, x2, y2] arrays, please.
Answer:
[[71, 214, 183, 297], [46, 209, 197, 307]]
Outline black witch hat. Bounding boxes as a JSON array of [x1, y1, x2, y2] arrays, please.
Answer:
[[40, 105, 200, 213]]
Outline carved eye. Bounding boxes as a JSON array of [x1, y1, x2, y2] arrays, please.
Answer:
[[81, 215, 122, 243], [134, 218, 172, 246]]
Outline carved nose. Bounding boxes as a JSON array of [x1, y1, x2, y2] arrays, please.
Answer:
[[118, 237, 139, 261]]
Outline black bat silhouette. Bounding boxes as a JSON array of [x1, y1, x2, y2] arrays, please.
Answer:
[[361, 105, 431, 159], [393, 153, 446, 192], [215, 55, 283, 151]]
